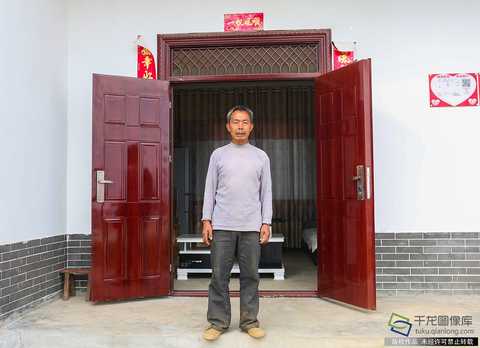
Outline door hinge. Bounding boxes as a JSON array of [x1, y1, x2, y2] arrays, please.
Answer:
[[170, 264, 172, 272], [168, 155, 172, 163], [169, 102, 172, 109]]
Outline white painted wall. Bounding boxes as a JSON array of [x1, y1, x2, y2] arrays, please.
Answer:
[[0, 0, 68, 244], [65, 0, 480, 234]]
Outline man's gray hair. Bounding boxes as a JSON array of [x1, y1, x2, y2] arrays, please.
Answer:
[[226, 105, 254, 123]]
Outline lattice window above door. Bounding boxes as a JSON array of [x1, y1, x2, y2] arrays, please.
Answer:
[[171, 44, 320, 77]]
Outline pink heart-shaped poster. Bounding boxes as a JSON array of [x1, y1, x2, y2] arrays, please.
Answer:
[[429, 73, 479, 107]]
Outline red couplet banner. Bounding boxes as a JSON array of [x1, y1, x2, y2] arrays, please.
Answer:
[[137, 45, 157, 80]]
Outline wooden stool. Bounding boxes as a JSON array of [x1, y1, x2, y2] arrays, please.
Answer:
[[60, 268, 91, 301]]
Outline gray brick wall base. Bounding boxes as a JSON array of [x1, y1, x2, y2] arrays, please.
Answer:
[[1, 231, 479, 321], [376, 232, 480, 296], [0, 235, 66, 321], [67, 232, 480, 295], [0, 234, 92, 322]]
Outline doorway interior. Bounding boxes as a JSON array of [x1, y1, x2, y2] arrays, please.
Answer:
[[171, 80, 319, 292]]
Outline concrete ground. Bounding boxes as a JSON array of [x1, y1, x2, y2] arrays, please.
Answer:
[[0, 293, 479, 348]]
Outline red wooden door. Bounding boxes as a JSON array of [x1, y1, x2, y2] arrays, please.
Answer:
[[314, 59, 376, 310], [91, 74, 171, 301]]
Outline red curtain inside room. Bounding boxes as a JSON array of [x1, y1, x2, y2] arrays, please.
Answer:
[[173, 81, 317, 248]]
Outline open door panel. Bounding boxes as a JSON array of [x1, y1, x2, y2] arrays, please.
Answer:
[[314, 59, 376, 310], [91, 74, 171, 301]]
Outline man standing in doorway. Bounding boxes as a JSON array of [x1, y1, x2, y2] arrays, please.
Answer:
[[201, 105, 272, 341]]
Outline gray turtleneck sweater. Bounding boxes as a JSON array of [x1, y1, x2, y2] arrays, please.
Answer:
[[201, 142, 272, 232]]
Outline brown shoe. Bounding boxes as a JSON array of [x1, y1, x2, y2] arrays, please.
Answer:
[[203, 326, 223, 341], [246, 327, 265, 339]]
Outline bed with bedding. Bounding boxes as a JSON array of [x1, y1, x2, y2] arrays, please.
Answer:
[[302, 221, 318, 265]]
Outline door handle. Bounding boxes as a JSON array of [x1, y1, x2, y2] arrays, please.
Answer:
[[96, 170, 113, 203], [353, 165, 365, 200], [98, 179, 113, 184], [352, 165, 371, 200]]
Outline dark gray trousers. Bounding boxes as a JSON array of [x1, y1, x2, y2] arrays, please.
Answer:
[[207, 230, 261, 331]]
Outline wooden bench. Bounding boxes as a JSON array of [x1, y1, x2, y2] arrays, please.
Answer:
[[60, 268, 91, 301]]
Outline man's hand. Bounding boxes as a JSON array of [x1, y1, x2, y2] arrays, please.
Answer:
[[259, 224, 270, 245], [202, 220, 213, 246]]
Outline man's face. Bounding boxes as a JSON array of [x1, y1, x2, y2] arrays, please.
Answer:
[[226, 110, 254, 144]]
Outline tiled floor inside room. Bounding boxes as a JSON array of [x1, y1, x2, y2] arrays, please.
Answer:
[[1, 292, 479, 348]]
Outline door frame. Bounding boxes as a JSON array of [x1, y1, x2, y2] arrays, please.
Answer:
[[159, 29, 331, 298], [157, 29, 332, 81]]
